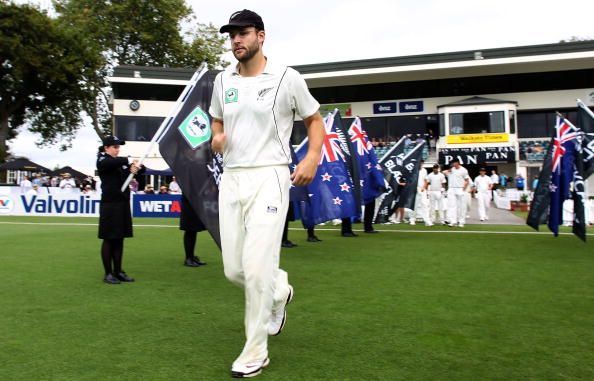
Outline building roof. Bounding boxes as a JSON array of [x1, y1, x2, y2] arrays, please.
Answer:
[[293, 40, 594, 88], [293, 40, 594, 74], [437, 96, 519, 108], [112, 65, 196, 80], [0, 158, 51, 173]]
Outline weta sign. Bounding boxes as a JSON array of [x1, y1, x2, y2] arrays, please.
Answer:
[[438, 146, 516, 165]]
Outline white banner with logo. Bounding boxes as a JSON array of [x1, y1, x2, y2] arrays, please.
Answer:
[[0, 186, 101, 217]]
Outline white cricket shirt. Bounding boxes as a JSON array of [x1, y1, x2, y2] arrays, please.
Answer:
[[417, 167, 428, 188], [474, 175, 493, 192], [447, 166, 469, 188], [426, 172, 446, 191], [209, 60, 320, 168]]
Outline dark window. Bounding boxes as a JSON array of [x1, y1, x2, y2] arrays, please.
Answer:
[[449, 111, 504, 135], [309, 69, 594, 104], [439, 114, 445, 136], [114, 116, 165, 141], [112, 83, 186, 101]]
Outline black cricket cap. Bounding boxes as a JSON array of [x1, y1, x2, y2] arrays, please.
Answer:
[[479, 167, 487, 171], [432, 164, 440, 169], [219, 9, 264, 33], [102, 135, 125, 146]]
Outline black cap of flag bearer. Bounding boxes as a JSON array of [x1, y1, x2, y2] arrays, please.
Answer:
[[219, 9, 264, 33], [102, 135, 126, 147]]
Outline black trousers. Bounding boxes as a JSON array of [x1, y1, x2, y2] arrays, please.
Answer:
[[363, 201, 375, 231]]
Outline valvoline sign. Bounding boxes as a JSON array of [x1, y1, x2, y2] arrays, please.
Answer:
[[132, 194, 182, 217]]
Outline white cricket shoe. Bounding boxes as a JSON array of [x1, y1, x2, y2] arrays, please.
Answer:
[[409, 220, 416, 225], [231, 358, 270, 378], [268, 285, 294, 336]]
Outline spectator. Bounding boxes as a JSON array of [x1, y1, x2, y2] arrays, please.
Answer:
[[82, 185, 95, 194], [158, 185, 169, 195], [515, 174, 525, 191], [50, 176, 59, 187], [499, 172, 508, 188], [490, 170, 499, 193], [20, 175, 33, 193], [169, 176, 181, 194], [144, 185, 155, 194], [59, 173, 76, 189], [32, 173, 43, 187], [532, 175, 539, 191], [129, 178, 139, 193], [26, 184, 40, 197]]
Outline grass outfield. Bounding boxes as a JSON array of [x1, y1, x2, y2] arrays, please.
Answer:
[[1, 216, 593, 380]]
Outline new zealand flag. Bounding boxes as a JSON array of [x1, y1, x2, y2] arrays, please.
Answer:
[[348, 117, 385, 204], [292, 111, 358, 228]]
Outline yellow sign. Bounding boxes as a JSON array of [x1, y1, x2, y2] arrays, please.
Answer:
[[447, 133, 509, 144]]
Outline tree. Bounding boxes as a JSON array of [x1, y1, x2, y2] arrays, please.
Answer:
[[53, 0, 228, 139], [0, 2, 100, 163]]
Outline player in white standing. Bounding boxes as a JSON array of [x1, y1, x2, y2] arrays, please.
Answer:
[[209, 10, 325, 378], [445, 159, 470, 227], [409, 162, 432, 226], [474, 167, 493, 221], [425, 164, 447, 225]]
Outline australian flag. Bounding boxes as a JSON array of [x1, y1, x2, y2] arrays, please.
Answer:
[[158, 68, 223, 248], [292, 111, 358, 228], [348, 117, 385, 204]]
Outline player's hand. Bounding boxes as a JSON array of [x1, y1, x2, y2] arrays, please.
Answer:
[[212, 133, 226, 153], [291, 156, 317, 186]]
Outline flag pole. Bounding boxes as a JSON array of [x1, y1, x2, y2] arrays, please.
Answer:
[[378, 136, 407, 163], [120, 63, 208, 192], [577, 99, 594, 119]]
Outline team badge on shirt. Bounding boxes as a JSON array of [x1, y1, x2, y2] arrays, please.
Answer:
[[225, 88, 238, 104], [178, 106, 211, 149]]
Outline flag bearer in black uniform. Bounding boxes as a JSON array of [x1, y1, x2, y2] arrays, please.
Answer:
[[179, 195, 208, 267], [97, 136, 144, 284]]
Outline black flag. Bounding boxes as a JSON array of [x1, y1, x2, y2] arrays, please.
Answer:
[[526, 136, 554, 231], [572, 141, 587, 242], [374, 139, 425, 223], [158, 69, 222, 248], [577, 101, 594, 179], [400, 142, 425, 211]]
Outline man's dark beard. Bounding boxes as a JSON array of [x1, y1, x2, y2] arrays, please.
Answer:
[[235, 43, 260, 63]]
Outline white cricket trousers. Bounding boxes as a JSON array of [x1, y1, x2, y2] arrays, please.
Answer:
[[447, 188, 467, 225], [428, 190, 445, 223], [219, 165, 291, 365], [476, 191, 491, 220], [410, 190, 431, 224]]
